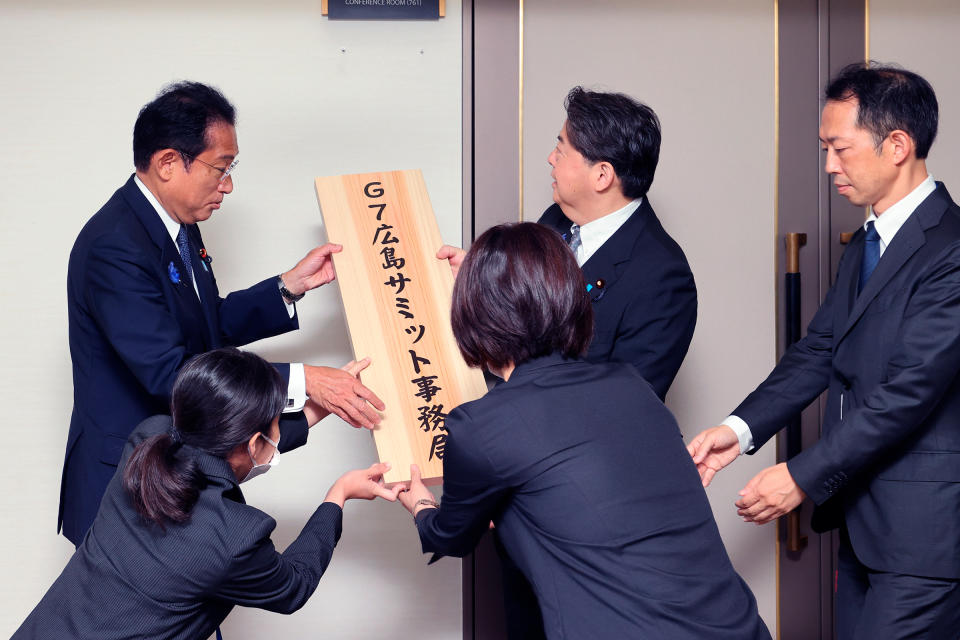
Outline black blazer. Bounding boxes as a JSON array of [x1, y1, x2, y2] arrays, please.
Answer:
[[416, 355, 769, 640], [16, 415, 340, 639], [736, 183, 960, 579], [538, 200, 697, 400], [62, 175, 303, 545]]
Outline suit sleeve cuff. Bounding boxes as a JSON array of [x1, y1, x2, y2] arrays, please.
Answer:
[[724, 415, 755, 454], [414, 507, 443, 558], [278, 411, 309, 452], [284, 363, 306, 413]]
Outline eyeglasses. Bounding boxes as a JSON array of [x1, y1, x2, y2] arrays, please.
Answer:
[[180, 152, 239, 184]]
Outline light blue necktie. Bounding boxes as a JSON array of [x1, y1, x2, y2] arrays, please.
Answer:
[[567, 224, 582, 260], [858, 220, 880, 294]]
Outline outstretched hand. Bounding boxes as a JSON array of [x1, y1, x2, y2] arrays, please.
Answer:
[[324, 462, 403, 507], [686, 425, 741, 487], [305, 357, 385, 429], [281, 243, 343, 296]]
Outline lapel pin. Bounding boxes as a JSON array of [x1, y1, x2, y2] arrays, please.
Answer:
[[586, 279, 605, 292], [587, 278, 606, 301]]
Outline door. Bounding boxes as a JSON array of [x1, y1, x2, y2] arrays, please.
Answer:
[[776, 1, 867, 638]]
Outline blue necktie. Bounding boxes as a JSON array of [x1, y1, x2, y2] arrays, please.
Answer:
[[858, 220, 880, 294], [176, 225, 195, 288]]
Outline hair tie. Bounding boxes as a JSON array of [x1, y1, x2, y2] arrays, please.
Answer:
[[167, 427, 185, 453]]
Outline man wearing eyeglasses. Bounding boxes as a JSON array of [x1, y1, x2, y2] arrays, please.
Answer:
[[60, 81, 384, 547]]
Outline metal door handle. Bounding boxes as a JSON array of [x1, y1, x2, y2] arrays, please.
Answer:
[[784, 232, 809, 553]]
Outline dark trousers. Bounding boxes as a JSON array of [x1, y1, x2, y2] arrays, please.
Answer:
[[837, 529, 960, 639]]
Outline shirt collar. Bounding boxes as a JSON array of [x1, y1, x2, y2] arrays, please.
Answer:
[[134, 175, 182, 245], [576, 198, 642, 266], [865, 175, 935, 252]]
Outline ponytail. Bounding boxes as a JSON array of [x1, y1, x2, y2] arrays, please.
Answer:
[[122, 347, 286, 527], [123, 431, 203, 528]]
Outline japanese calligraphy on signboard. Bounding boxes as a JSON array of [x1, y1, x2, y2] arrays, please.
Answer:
[[315, 170, 487, 485]]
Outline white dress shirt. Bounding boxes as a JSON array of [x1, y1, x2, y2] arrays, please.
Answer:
[[725, 175, 936, 454], [572, 198, 642, 266], [133, 176, 306, 412], [866, 174, 936, 257]]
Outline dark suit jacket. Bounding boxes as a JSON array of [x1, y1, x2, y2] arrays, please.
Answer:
[[735, 183, 960, 579], [16, 415, 339, 639], [538, 200, 697, 400], [62, 175, 303, 545], [416, 355, 769, 640]]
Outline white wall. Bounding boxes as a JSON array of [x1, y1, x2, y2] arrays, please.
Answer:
[[522, 0, 779, 633], [870, 0, 960, 189], [0, 1, 463, 637]]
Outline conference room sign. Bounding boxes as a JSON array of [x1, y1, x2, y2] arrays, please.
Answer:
[[315, 170, 486, 485], [322, 0, 444, 20]]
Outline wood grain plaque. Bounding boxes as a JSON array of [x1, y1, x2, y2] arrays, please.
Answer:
[[315, 170, 487, 485]]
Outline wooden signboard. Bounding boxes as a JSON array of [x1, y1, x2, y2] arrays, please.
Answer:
[[315, 170, 487, 485]]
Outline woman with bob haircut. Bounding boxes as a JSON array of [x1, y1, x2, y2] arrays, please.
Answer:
[[15, 347, 400, 639], [399, 222, 769, 639]]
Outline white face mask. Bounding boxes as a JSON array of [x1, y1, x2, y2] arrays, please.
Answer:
[[240, 433, 280, 484]]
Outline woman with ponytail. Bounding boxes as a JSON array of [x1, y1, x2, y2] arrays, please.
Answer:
[[15, 347, 399, 639]]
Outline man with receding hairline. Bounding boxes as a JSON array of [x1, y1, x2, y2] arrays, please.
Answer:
[[689, 63, 960, 638]]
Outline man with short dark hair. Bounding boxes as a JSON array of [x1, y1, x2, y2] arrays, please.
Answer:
[[441, 86, 696, 400], [688, 63, 960, 638], [539, 86, 696, 399], [61, 81, 384, 546]]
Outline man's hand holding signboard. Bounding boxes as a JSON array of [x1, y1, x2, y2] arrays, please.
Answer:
[[305, 358, 385, 429]]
